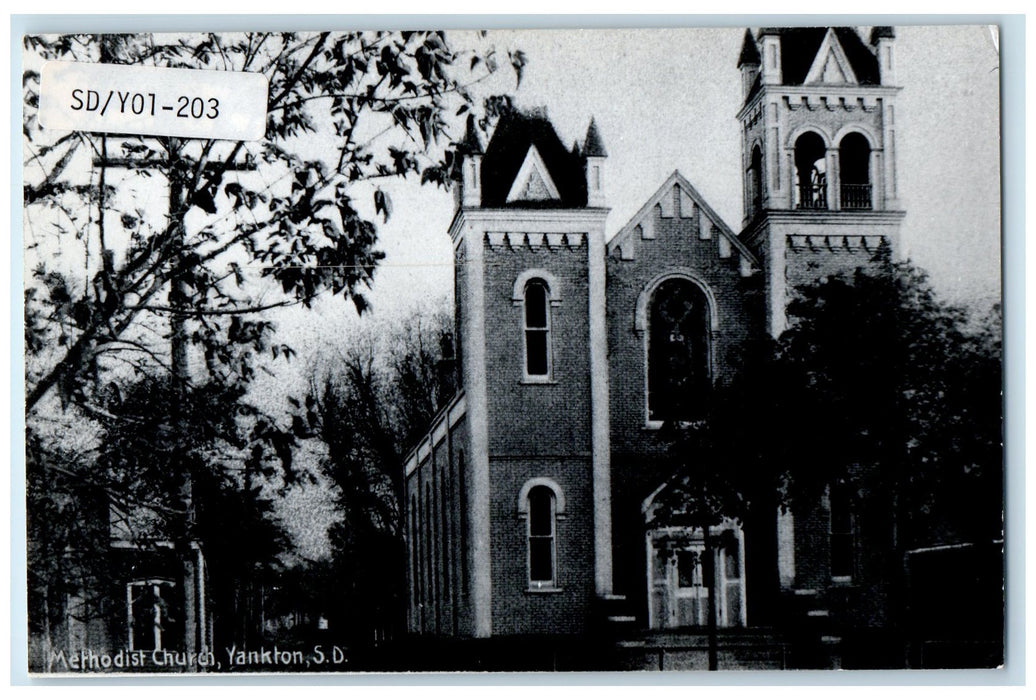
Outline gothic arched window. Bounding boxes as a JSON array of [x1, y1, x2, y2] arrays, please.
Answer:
[[794, 131, 828, 210], [523, 279, 552, 379], [839, 132, 873, 210], [648, 278, 711, 422]]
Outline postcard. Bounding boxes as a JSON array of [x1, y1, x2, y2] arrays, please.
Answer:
[[20, 23, 1004, 675]]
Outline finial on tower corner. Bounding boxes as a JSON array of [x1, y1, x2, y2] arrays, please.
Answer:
[[737, 29, 761, 67], [460, 114, 484, 155], [583, 117, 607, 158]]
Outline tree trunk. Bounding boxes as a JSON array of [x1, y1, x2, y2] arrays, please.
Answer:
[[703, 523, 718, 671]]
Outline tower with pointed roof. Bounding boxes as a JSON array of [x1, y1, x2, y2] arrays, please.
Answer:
[[404, 110, 613, 638], [737, 26, 905, 336]]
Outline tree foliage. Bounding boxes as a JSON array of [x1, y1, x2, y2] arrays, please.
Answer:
[[655, 254, 1002, 552], [775, 259, 1002, 546], [295, 304, 454, 645], [23, 30, 514, 413], [23, 29, 518, 663]]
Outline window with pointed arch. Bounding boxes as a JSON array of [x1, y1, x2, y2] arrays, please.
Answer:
[[519, 479, 564, 590], [523, 278, 552, 379], [648, 278, 711, 422]]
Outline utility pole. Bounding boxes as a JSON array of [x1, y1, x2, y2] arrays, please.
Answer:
[[93, 137, 254, 668]]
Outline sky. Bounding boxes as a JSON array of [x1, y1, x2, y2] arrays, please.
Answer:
[[273, 24, 1002, 357], [261, 26, 1005, 559], [18, 24, 1005, 563]]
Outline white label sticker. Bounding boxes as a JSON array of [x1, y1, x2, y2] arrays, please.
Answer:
[[38, 61, 269, 141]]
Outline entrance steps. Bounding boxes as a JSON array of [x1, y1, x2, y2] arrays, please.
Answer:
[[615, 628, 789, 671]]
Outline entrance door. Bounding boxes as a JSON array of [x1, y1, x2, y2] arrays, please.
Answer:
[[646, 525, 747, 630]]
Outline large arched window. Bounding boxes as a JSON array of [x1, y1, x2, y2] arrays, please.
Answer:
[[839, 132, 872, 210], [523, 279, 552, 379], [794, 131, 828, 210], [648, 279, 711, 422]]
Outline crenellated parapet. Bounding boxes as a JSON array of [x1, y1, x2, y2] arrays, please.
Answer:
[[485, 231, 586, 253]]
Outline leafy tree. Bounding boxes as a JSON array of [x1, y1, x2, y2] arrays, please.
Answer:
[[23, 29, 520, 666], [775, 258, 1002, 549], [297, 304, 453, 647], [652, 253, 1001, 667], [650, 340, 775, 670], [23, 30, 518, 413], [93, 375, 293, 650], [26, 428, 112, 671]]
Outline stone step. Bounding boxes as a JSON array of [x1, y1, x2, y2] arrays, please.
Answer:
[[607, 615, 638, 624]]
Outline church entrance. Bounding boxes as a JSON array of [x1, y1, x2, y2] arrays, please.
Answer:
[[646, 525, 747, 630]]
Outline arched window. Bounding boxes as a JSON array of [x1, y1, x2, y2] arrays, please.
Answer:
[[523, 279, 552, 379], [794, 132, 828, 210], [839, 132, 872, 210], [518, 478, 565, 589], [829, 482, 856, 580], [648, 279, 711, 422], [527, 485, 557, 587], [749, 145, 763, 215]]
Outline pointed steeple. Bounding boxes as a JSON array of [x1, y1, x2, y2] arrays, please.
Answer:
[[737, 29, 761, 67], [869, 26, 895, 45], [582, 117, 606, 207], [459, 114, 484, 155], [583, 117, 607, 157]]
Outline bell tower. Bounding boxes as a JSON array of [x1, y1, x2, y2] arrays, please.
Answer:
[[448, 109, 613, 636], [737, 27, 905, 335]]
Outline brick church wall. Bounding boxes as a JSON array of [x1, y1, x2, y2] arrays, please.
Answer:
[[605, 184, 764, 607]]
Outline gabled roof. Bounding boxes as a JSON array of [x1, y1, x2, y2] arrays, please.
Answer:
[[758, 27, 881, 87], [803, 28, 860, 85], [607, 171, 760, 274], [480, 109, 587, 208], [505, 145, 562, 203]]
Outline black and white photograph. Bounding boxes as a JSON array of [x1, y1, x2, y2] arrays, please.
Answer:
[[19, 22, 1005, 675]]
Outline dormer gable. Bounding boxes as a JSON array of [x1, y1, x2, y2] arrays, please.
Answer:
[[607, 171, 759, 277], [803, 28, 858, 85], [506, 144, 562, 203]]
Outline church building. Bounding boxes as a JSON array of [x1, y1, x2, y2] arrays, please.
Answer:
[[402, 26, 903, 645]]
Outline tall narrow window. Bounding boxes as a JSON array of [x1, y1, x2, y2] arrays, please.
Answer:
[[830, 483, 855, 580], [794, 131, 828, 210], [647, 278, 711, 422], [839, 132, 872, 210], [458, 450, 468, 594], [524, 279, 551, 378], [749, 145, 763, 215], [410, 495, 419, 611], [527, 486, 557, 587]]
